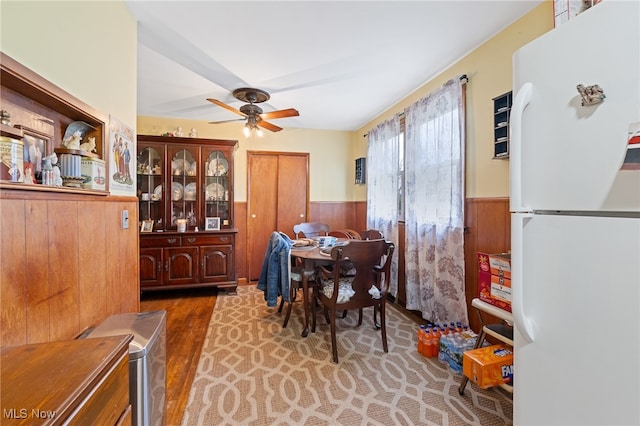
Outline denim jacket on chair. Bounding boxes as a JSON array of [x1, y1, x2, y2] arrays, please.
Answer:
[[257, 231, 294, 307]]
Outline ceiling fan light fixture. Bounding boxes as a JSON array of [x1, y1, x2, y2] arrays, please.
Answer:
[[207, 87, 298, 135]]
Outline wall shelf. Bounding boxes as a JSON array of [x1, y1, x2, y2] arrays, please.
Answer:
[[492, 91, 512, 159]]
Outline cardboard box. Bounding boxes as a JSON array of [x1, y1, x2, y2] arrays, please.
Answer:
[[81, 158, 106, 190], [478, 252, 512, 312], [478, 252, 511, 279], [463, 344, 513, 389]]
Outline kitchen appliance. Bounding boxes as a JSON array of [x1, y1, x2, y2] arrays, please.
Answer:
[[510, 1, 639, 425]]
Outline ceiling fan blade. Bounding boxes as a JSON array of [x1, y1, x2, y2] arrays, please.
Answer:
[[257, 120, 283, 132], [259, 108, 300, 120], [208, 118, 245, 124], [207, 98, 246, 117]]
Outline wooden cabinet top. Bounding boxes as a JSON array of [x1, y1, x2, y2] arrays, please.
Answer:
[[137, 134, 238, 148], [1, 334, 132, 424]]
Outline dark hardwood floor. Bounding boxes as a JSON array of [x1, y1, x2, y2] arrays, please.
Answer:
[[140, 286, 219, 426]]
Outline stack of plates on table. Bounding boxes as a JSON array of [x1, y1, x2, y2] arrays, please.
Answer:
[[184, 182, 196, 200]]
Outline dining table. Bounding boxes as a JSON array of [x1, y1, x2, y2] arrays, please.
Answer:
[[290, 239, 348, 337]]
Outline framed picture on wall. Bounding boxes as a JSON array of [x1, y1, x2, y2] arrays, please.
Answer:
[[108, 115, 136, 196]]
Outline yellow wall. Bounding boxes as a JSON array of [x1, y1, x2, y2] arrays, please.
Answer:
[[0, 0, 137, 133], [1, 0, 552, 202], [356, 2, 553, 199]]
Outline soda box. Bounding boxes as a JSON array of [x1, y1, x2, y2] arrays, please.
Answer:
[[462, 344, 513, 389]]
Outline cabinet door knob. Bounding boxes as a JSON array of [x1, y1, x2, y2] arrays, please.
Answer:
[[165, 261, 169, 272]]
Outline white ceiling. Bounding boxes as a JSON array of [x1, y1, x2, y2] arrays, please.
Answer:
[[126, 0, 542, 132]]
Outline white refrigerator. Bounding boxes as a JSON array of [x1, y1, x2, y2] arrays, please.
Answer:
[[510, 1, 640, 425]]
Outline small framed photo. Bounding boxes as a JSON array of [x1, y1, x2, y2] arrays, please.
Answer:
[[205, 217, 220, 231], [16, 126, 50, 185], [140, 220, 154, 233]]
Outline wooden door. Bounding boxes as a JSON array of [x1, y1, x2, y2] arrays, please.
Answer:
[[277, 154, 309, 238], [247, 152, 308, 281]]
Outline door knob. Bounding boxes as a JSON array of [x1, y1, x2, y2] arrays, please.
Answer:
[[251, 214, 256, 218], [300, 214, 304, 217]]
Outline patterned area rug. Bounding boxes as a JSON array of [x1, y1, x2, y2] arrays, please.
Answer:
[[181, 286, 512, 426]]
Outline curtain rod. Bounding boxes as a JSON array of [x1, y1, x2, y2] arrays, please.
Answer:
[[363, 74, 468, 137]]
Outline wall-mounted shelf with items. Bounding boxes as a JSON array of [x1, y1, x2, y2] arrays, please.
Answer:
[[492, 91, 512, 159], [355, 157, 366, 184], [0, 52, 108, 194]]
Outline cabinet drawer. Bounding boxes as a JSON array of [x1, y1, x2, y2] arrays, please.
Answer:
[[67, 349, 130, 425], [140, 235, 181, 248], [187, 234, 233, 246]]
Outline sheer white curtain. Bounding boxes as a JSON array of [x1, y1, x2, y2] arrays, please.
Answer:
[[366, 116, 400, 296], [404, 77, 467, 323]]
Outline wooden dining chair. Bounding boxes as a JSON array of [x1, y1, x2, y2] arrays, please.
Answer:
[[343, 229, 362, 240], [293, 222, 329, 238], [278, 267, 315, 329], [328, 229, 362, 240], [360, 229, 383, 240], [311, 239, 395, 363]]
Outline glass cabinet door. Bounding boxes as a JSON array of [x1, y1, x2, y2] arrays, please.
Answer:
[[137, 146, 163, 227], [169, 147, 198, 229], [204, 150, 231, 229]]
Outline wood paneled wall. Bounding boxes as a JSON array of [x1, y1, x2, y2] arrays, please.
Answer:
[[464, 197, 511, 332], [0, 190, 140, 346], [309, 201, 365, 231]]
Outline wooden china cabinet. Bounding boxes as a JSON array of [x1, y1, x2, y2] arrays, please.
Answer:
[[137, 135, 238, 292]]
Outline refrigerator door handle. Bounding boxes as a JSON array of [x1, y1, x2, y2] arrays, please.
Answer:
[[509, 82, 532, 213], [512, 213, 535, 343]]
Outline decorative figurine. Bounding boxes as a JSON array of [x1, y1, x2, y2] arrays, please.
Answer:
[[52, 165, 62, 186], [189, 128, 198, 138], [79, 136, 96, 153], [62, 130, 82, 149], [175, 126, 184, 137], [23, 166, 36, 184], [42, 152, 62, 186]]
